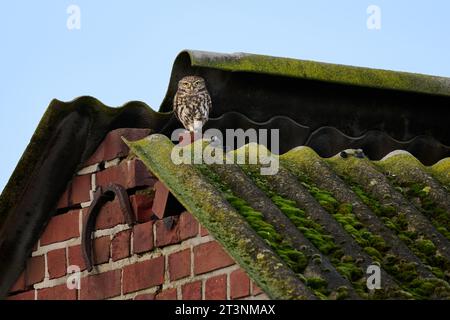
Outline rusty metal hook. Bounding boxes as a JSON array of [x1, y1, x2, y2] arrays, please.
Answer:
[[81, 183, 136, 271]]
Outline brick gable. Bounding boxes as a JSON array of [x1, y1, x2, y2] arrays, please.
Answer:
[[8, 128, 267, 301]]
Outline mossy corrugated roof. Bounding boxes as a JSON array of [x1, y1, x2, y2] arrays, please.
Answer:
[[129, 134, 450, 300], [184, 50, 450, 97]]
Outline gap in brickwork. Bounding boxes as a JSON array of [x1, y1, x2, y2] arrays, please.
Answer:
[[127, 186, 155, 197], [98, 161, 106, 171], [55, 204, 82, 216]]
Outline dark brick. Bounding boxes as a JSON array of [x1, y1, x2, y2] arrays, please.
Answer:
[[68, 245, 86, 271], [111, 230, 131, 261], [47, 248, 66, 279], [205, 275, 227, 300], [169, 249, 191, 281], [80, 270, 121, 300], [179, 212, 198, 240], [134, 293, 155, 300], [40, 210, 80, 245], [70, 174, 92, 204], [152, 181, 170, 219], [130, 194, 154, 223], [96, 159, 155, 190], [156, 288, 177, 300], [38, 284, 77, 300], [84, 128, 151, 165], [122, 256, 164, 294], [194, 242, 234, 275], [230, 269, 250, 299], [26, 255, 45, 286], [155, 217, 180, 247], [133, 221, 154, 254], [93, 236, 110, 265], [95, 199, 125, 230], [182, 281, 202, 300]]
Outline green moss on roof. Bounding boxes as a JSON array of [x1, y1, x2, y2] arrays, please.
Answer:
[[126, 135, 312, 300], [186, 50, 450, 97], [196, 164, 313, 287], [240, 166, 374, 298], [432, 158, 450, 188], [128, 135, 450, 299], [268, 145, 450, 298]]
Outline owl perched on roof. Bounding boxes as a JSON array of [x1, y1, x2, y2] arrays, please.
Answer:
[[173, 76, 212, 132]]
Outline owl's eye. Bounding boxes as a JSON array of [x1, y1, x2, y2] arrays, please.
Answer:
[[194, 81, 202, 87]]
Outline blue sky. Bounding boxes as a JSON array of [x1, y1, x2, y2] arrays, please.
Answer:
[[0, 1, 449, 192]]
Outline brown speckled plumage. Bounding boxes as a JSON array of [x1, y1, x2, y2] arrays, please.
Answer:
[[173, 76, 212, 132]]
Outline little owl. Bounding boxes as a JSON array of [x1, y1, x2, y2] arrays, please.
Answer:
[[173, 76, 212, 132]]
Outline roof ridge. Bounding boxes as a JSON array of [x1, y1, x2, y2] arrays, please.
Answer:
[[184, 50, 450, 97]]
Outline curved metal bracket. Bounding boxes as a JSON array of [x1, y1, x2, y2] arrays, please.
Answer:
[[82, 183, 136, 271]]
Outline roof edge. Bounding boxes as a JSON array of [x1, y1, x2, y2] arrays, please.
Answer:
[[181, 49, 450, 97], [0, 96, 170, 298]]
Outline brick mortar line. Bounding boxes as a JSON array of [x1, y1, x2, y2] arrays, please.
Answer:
[[163, 253, 170, 289], [76, 156, 122, 176], [81, 201, 92, 208], [77, 163, 100, 176], [105, 158, 121, 168], [33, 224, 211, 272], [31, 238, 239, 293], [162, 264, 241, 293], [240, 293, 269, 300], [33, 223, 131, 258], [33, 235, 212, 289], [111, 264, 241, 301], [130, 228, 134, 255], [33, 264, 246, 300], [190, 245, 195, 279], [120, 269, 124, 297], [159, 235, 214, 256], [93, 224, 132, 238], [35, 203, 213, 257], [33, 237, 81, 256], [226, 271, 231, 300], [90, 174, 96, 200], [78, 209, 83, 240], [176, 286, 182, 300], [112, 286, 158, 301]]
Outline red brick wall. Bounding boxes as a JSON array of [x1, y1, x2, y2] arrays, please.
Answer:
[[7, 128, 268, 300]]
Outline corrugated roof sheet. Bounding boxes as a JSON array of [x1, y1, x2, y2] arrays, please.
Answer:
[[184, 50, 450, 97], [159, 51, 450, 164], [128, 134, 450, 300]]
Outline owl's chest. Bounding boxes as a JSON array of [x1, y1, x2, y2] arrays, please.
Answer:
[[175, 92, 209, 109]]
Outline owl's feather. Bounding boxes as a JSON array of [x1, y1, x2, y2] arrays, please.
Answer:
[[173, 76, 212, 132]]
